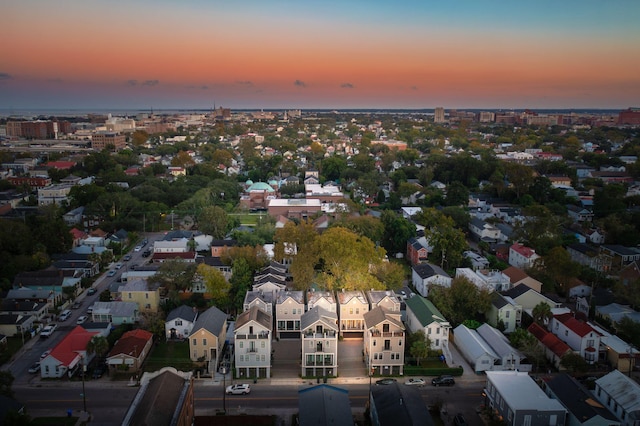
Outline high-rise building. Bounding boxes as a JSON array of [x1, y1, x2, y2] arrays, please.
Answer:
[[434, 107, 446, 123]]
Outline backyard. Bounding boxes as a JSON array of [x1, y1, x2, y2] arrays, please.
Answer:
[[143, 340, 194, 372]]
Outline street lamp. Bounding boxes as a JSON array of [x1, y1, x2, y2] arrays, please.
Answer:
[[221, 367, 227, 414], [80, 355, 87, 414]]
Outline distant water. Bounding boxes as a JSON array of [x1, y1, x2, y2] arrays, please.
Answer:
[[0, 107, 624, 118]]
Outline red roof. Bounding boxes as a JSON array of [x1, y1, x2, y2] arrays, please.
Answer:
[[70, 228, 88, 240], [45, 161, 76, 170], [528, 323, 571, 357], [49, 326, 99, 367], [510, 243, 536, 258], [108, 329, 153, 358], [554, 313, 599, 337]]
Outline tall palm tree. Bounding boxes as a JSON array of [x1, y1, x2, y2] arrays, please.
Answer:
[[532, 302, 553, 326]]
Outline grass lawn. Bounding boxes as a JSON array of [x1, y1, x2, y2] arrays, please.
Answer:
[[144, 340, 194, 372], [229, 213, 267, 226]]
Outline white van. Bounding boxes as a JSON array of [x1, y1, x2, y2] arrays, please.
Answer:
[[59, 310, 72, 321]]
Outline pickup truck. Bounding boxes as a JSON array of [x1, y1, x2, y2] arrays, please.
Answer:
[[40, 324, 58, 338]]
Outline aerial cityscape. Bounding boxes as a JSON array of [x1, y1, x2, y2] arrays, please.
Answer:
[[1, 1, 640, 426]]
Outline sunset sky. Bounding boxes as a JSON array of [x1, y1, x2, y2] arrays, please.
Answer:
[[2, 0, 640, 110]]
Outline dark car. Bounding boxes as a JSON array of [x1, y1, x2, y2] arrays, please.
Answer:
[[453, 414, 468, 425], [87, 288, 97, 295], [142, 249, 151, 258], [431, 375, 455, 386], [375, 378, 397, 385]]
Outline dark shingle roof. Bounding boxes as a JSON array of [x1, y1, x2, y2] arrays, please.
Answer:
[[189, 306, 227, 337], [370, 382, 435, 426], [546, 373, 618, 423], [166, 305, 198, 323]]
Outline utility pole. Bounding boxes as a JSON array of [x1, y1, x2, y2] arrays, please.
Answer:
[[81, 355, 87, 413]]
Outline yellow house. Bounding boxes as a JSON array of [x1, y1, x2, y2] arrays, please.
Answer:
[[118, 279, 161, 314], [189, 306, 228, 374]]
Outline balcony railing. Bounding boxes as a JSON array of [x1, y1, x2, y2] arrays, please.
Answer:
[[303, 331, 337, 339], [369, 330, 404, 337], [236, 333, 270, 340]]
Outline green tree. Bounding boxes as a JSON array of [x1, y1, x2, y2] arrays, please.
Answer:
[[542, 247, 581, 293], [197, 206, 229, 239], [86, 335, 109, 358], [148, 260, 197, 304], [381, 210, 416, 255], [409, 330, 431, 366], [428, 277, 492, 327], [560, 352, 589, 374], [229, 258, 253, 313], [0, 371, 14, 398]]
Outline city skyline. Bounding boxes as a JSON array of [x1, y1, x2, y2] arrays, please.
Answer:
[[2, 0, 640, 110]]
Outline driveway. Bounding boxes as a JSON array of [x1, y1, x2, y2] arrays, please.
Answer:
[[338, 339, 366, 377], [271, 339, 301, 378]]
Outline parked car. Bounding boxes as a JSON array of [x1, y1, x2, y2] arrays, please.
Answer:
[[431, 375, 455, 386], [375, 378, 397, 385], [40, 349, 52, 360], [71, 301, 81, 309], [86, 305, 94, 314], [123, 254, 132, 261], [87, 288, 97, 295], [225, 384, 251, 395], [134, 245, 142, 252], [28, 362, 41, 374], [404, 378, 425, 386], [76, 315, 88, 324], [40, 324, 57, 338], [107, 270, 116, 277], [453, 414, 468, 425], [115, 263, 123, 270], [142, 249, 151, 258]]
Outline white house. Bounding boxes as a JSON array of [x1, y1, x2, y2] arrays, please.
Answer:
[[455, 268, 512, 293], [363, 306, 405, 376], [275, 290, 305, 339], [336, 290, 369, 338], [594, 369, 640, 425], [404, 296, 450, 353], [508, 243, 540, 269], [165, 305, 198, 340], [550, 313, 602, 364], [234, 305, 272, 379], [411, 263, 452, 297], [306, 290, 337, 313], [453, 324, 499, 373], [300, 306, 339, 377]]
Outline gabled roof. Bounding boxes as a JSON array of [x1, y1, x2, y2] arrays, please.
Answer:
[[412, 263, 449, 280], [547, 374, 618, 423], [502, 283, 536, 299], [108, 329, 153, 358], [491, 292, 510, 309], [476, 323, 522, 359], [337, 290, 367, 305], [553, 313, 599, 338], [189, 305, 227, 338], [527, 323, 572, 357], [501, 266, 528, 284], [453, 324, 499, 362], [48, 326, 98, 367], [370, 382, 435, 426], [276, 290, 304, 304], [298, 385, 353, 426], [595, 369, 640, 418], [405, 296, 448, 327], [236, 305, 272, 331], [300, 306, 338, 331], [166, 305, 198, 323], [363, 306, 404, 330]]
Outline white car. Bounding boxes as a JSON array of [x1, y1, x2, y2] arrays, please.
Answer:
[[404, 378, 426, 386], [40, 349, 52, 360], [40, 324, 57, 338], [134, 245, 142, 252], [225, 384, 251, 395], [76, 315, 88, 324], [107, 270, 116, 277]]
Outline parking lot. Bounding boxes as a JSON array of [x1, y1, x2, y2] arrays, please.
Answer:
[[271, 338, 366, 378]]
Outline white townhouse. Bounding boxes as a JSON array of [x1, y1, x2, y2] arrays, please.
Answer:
[[363, 306, 405, 376], [243, 290, 275, 316], [337, 290, 369, 338], [275, 290, 305, 339], [300, 306, 339, 377], [234, 305, 272, 379], [306, 290, 337, 314], [508, 243, 540, 269], [455, 267, 512, 293], [366, 290, 402, 314]]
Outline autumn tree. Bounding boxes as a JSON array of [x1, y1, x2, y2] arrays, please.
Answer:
[[171, 150, 196, 168], [147, 260, 197, 304], [330, 215, 384, 244], [196, 263, 230, 308], [314, 227, 386, 291], [372, 261, 406, 290], [274, 220, 319, 289]]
